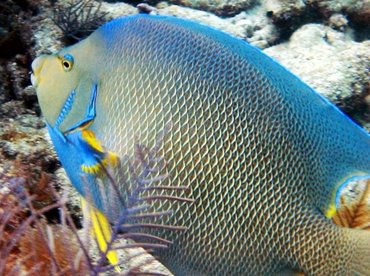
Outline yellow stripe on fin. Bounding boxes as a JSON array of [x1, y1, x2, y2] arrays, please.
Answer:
[[80, 197, 121, 272], [81, 129, 104, 152], [81, 163, 102, 175], [325, 203, 336, 218], [79, 129, 120, 175], [80, 151, 120, 175]]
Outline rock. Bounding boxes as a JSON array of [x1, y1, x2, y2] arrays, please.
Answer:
[[253, 0, 369, 42], [0, 100, 36, 118], [20, 85, 39, 111], [55, 167, 83, 219], [0, 118, 57, 166], [349, 1, 370, 26], [328, 13, 349, 31], [264, 23, 370, 122], [262, 0, 316, 41], [265, 0, 307, 22], [0, 0, 36, 59], [304, 1, 369, 40], [306, 0, 370, 25], [5, 58, 32, 101], [157, 4, 246, 38], [156, 2, 279, 49], [32, 16, 63, 55], [165, 0, 258, 16], [0, 112, 61, 200], [226, 4, 278, 48], [99, 2, 138, 19], [0, 141, 18, 159], [0, 0, 51, 108], [0, 65, 10, 104], [98, 2, 278, 48], [137, 3, 159, 14]]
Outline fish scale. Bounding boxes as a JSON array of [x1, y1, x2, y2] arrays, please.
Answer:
[[97, 16, 312, 274], [31, 14, 370, 275]]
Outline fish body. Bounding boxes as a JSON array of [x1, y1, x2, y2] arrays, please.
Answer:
[[31, 15, 370, 275]]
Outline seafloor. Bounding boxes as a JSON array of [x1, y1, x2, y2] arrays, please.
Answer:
[[0, 0, 369, 274]]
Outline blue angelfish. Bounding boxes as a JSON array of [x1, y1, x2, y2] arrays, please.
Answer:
[[31, 14, 370, 275]]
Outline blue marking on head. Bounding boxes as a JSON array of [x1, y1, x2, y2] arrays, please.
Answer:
[[63, 54, 74, 64], [53, 82, 98, 137], [55, 89, 76, 129], [65, 83, 98, 133]]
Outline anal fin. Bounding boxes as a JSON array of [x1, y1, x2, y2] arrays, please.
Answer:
[[81, 197, 121, 272]]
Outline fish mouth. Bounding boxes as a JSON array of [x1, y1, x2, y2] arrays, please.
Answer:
[[30, 55, 47, 88], [30, 73, 38, 88]]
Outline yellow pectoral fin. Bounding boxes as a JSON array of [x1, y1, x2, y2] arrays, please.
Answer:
[[81, 129, 105, 153], [81, 197, 121, 272], [79, 129, 120, 176]]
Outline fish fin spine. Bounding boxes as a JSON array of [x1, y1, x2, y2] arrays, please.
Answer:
[[81, 129, 104, 152], [103, 151, 120, 167], [81, 197, 121, 272]]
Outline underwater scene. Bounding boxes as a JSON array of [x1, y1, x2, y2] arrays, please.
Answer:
[[1, 0, 370, 275]]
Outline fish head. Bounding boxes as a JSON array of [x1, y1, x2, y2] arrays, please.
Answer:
[[31, 37, 101, 133]]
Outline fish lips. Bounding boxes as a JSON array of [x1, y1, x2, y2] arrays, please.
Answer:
[[30, 73, 38, 87], [30, 55, 48, 88]]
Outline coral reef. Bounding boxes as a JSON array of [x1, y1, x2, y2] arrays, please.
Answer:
[[0, 176, 90, 275], [167, 0, 258, 16], [264, 24, 370, 123], [0, 126, 181, 275], [100, 1, 137, 18], [226, 3, 278, 48], [0, 0, 39, 105], [53, 0, 108, 43], [0, 104, 59, 192], [157, 4, 247, 38]]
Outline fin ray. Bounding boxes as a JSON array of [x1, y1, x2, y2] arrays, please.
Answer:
[[81, 197, 121, 272], [325, 174, 370, 218]]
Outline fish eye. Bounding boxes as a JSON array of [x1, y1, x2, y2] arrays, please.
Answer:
[[61, 54, 74, 72]]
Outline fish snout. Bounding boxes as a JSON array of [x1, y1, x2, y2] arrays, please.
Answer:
[[30, 55, 47, 87]]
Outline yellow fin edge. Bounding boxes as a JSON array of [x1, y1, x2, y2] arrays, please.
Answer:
[[81, 197, 121, 272], [81, 129, 104, 152], [80, 151, 120, 175], [325, 179, 345, 219], [325, 203, 336, 218]]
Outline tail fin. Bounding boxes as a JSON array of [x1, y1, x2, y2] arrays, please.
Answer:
[[347, 229, 370, 275]]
